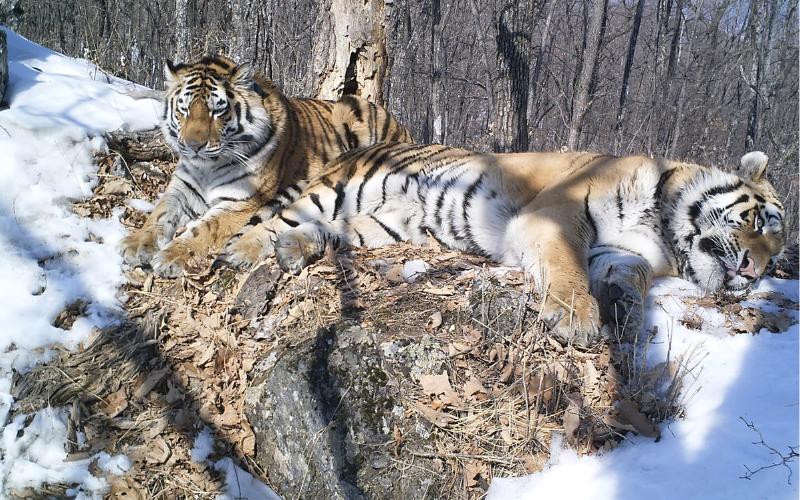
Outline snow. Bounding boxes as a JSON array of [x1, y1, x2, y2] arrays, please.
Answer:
[[0, 27, 161, 497], [0, 25, 797, 500], [403, 259, 430, 281], [215, 458, 283, 500], [488, 277, 799, 500], [191, 426, 216, 464]]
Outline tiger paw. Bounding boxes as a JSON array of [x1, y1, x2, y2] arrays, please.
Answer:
[[215, 230, 274, 271], [151, 240, 193, 278], [596, 276, 645, 340], [274, 231, 320, 275], [540, 294, 601, 347], [120, 229, 160, 268]]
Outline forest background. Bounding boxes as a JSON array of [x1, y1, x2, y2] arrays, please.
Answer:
[[7, 0, 799, 240]]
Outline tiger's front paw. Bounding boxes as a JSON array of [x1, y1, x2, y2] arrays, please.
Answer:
[[596, 277, 645, 340], [274, 231, 320, 275], [120, 229, 160, 267], [540, 293, 601, 347], [214, 229, 274, 271], [151, 240, 193, 278]]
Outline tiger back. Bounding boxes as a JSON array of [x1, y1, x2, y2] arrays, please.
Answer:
[[119, 54, 412, 277]]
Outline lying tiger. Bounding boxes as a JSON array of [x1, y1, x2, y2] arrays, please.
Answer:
[[119, 54, 412, 277], [219, 142, 785, 346]]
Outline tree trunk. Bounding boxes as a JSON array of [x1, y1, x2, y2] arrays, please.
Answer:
[[614, 0, 645, 153], [528, 0, 555, 137], [174, 0, 189, 62], [667, 0, 704, 158], [567, 0, 607, 151]]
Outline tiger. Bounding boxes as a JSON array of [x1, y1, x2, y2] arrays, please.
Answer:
[[218, 142, 786, 346], [119, 54, 412, 277]]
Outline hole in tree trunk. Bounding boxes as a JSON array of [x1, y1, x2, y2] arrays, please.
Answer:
[[342, 51, 359, 96]]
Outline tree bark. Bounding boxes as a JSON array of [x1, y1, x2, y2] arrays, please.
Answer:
[[173, 0, 189, 62], [105, 129, 175, 163], [567, 0, 607, 151], [614, 0, 645, 153]]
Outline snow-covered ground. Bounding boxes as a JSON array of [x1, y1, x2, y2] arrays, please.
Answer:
[[0, 28, 268, 498], [0, 26, 797, 500], [488, 277, 799, 499]]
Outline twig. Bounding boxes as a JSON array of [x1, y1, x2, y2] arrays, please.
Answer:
[[407, 449, 526, 464], [739, 417, 799, 485]]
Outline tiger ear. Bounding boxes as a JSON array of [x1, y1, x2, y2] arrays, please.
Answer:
[[232, 62, 255, 88], [164, 60, 183, 85], [739, 151, 769, 183]]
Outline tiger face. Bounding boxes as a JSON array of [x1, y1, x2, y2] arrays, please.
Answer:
[[162, 56, 269, 166], [683, 152, 785, 292]]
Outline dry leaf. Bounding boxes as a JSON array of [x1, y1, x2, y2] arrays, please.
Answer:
[[501, 426, 514, 445], [499, 360, 514, 383], [526, 370, 555, 404], [196, 343, 216, 366], [385, 263, 404, 283], [423, 285, 456, 296], [426, 311, 443, 331], [216, 404, 240, 427], [679, 314, 703, 330], [133, 368, 169, 399], [414, 401, 456, 428], [464, 460, 486, 488], [142, 417, 169, 440], [463, 325, 482, 345], [146, 437, 171, 464], [108, 476, 146, 500], [463, 376, 488, 400], [99, 178, 132, 196], [426, 232, 443, 252], [733, 307, 794, 334], [419, 371, 463, 407], [618, 399, 657, 437], [563, 400, 582, 445], [101, 387, 129, 418], [602, 412, 637, 433]]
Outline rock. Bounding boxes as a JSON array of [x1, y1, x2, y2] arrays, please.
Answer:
[[0, 29, 7, 108], [244, 321, 441, 500], [470, 276, 538, 335], [0, 0, 23, 31], [240, 264, 546, 499]]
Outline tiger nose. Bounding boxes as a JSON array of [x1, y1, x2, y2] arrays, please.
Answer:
[[737, 254, 758, 280], [186, 140, 206, 152]]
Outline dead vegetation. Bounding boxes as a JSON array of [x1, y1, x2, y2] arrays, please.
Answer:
[[7, 149, 799, 500]]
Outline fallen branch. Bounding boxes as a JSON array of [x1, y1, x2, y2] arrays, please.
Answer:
[[105, 128, 175, 163]]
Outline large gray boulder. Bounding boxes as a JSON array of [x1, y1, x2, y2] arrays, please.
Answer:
[[241, 269, 540, 500], [244, 321, 442, 500]]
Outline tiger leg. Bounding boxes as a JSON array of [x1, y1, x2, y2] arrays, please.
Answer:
[[215, 215, 280, 271], [508, 207, 601, 347], [151, 199, 260, 277], [274, 215, 403, 274], [588, 247, 653, 340], [120, 181, 197, 267], [214, 183, 309, 270]]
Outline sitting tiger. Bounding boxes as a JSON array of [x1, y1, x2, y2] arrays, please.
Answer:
[[119, 54, 412, 277], [220, 142, 785, 346]]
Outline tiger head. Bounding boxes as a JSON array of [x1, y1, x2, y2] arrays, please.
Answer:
[[161, 55, 270, 166], [685, 152, 785, 292]]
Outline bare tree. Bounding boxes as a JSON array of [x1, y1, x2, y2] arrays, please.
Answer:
[[567, 0, 608, 151]]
